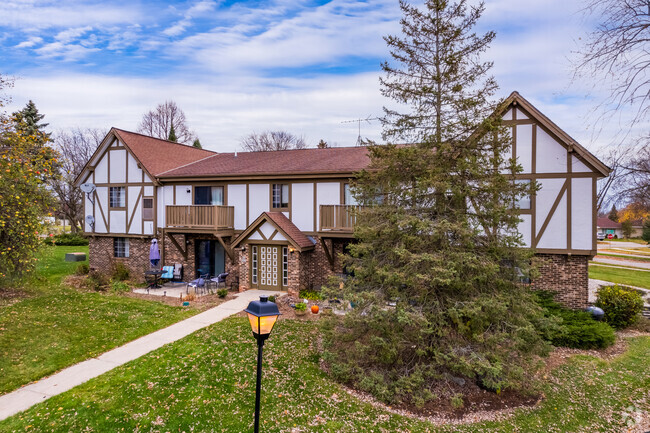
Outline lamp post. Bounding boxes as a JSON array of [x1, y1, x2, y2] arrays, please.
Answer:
[[244, 295, 281, 433]]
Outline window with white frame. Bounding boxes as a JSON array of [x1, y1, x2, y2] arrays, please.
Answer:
[[142, 197, 154, 220], [109, 186, 126, 208], [282, 247, 288, 286], [114, 237, 129, 258], [251, 246, 258, 284], [515, 179, 531, 210], [344, 183, 358, 205], [272, 184, 289, 209]]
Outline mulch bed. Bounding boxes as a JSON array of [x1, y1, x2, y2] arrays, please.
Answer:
[[0, 287, 30, 307]]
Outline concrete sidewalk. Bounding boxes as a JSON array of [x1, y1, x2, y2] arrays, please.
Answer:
[[0, 290, 281, 422]]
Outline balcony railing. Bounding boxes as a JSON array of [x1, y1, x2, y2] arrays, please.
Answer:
[[320, 205, 359, 232], [166, 205, 234, 230]]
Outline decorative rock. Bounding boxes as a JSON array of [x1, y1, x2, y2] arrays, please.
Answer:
[[584, 306, 605, 321]]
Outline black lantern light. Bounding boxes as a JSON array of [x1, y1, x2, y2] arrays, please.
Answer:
[[244, 295, 281, 433]]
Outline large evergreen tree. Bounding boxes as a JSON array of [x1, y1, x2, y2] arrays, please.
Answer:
[[168, 124, 177, 142], [12, 100, 51, 145], [324, 0, 551, 406]]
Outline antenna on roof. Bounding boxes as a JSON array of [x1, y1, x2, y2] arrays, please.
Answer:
[[341, 115, 378, 146]]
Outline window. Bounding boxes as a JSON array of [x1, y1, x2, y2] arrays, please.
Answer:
[[114, 237, 129, 258], [109, 187, 125, 208], [251, 246, 258, 284], [515, 179, 531, 210], [143, 197, 154, 220], [344, 183, 358, 205], [282, 247, 288, 286], [272, 184, 289, 209], [194, 186, 224, 205]]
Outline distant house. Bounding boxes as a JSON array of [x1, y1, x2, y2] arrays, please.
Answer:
[[597, 217, 644, 238], [74, 92, 609, 308]]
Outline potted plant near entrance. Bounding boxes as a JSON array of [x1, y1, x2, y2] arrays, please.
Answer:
[[295, 302, 307, 316]]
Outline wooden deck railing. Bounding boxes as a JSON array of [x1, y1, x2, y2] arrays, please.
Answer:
[[166, 205, 234, 230], [320, 205, 359, 232]]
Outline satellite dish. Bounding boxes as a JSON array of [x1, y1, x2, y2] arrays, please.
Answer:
[[85, 215, 95, 226], [80, 183, 96, 193]]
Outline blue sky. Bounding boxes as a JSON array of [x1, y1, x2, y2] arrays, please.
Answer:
[[0, 0, 639, 152]]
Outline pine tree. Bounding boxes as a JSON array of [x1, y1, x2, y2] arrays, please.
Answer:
[[608, 204, 619, 222], [168, 124, 177, 142], [324, 0, 551, 406], [12, 100, 50, 144], [192, 138, 202, 149], [642, 219, 650, 244], [317, 139, 328, 149]]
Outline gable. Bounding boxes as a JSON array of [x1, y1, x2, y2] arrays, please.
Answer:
[[500, 92, 609, 177], [232, 212, 315, 252]]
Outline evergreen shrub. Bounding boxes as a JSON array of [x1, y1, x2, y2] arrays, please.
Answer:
[[43, 233, 89, 246], [75, 263, 89, 275], [217, 288, 228, 298], [595, 285, 644, 329], [111, 262, 130, 281], [535, 291, 615, 349]]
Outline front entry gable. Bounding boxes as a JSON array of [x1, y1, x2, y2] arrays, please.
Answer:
[[232, 212, 315, 252]]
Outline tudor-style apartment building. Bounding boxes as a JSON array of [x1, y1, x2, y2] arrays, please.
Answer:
[[75, 92, 609, 308]]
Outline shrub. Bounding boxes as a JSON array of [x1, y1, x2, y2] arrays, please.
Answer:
[[299, 289, 322, 300], [595, 285, 644, 329], [295, 302, 307, 312], [217, 288, 228, 298], [43, 233, 89, 246], [85, 271, 108, 291], [268, 295, 276, 303], [535, 291, 615, 349], [111, 262, 130, 281], [75, 263, 89, 275], [110, 280, 130, 293]]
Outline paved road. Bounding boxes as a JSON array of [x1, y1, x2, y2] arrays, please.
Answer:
[[0, 289, 282, 422], [592, 256, 650, 270], [598, 241, 650, 250]]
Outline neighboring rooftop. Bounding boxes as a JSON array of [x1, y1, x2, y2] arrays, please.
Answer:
[[158, 146, 371, 178], [597, 217, 622, 229], [113, 128, 216, 177]]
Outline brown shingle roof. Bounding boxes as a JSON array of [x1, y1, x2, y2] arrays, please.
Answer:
[[597, 217, 622, 229], [158, 146, 371, 178], [264, 212, 315, 250], [113, 128, 216, 177]]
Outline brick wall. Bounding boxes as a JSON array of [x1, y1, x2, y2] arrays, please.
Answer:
[[306, 238, 347, 290], [89, 236, 152, 282], [162, 233, 195, 282], [531, 253, 589, 309]]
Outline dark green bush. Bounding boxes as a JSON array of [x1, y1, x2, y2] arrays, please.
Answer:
[[299, 289, 322, 300], [535, 291, 615, 349], [85, 271, 108, 291], [595, 285, 644, 329], [75, 263, 89, 275], [217, 288, 228, 298], [43, 233, 89, 246], [110, 280, 130, 293], [268, 295, 276, 303], [111, 262, 130, 281]]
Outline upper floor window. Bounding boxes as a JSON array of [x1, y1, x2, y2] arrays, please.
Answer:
[[142, 197, 154, 220], [114, 237, 129, 258], [194, 186, 224, 205], [272, 184, 289, 209], [109, 187, 125, 208], [515, 179, 531, 210], [344, 183, 358, 206]]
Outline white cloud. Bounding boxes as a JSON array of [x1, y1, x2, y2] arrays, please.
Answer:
[[15, 36, 43, 49], [163, 0, 218, 37], [55, 26, 93, 44]]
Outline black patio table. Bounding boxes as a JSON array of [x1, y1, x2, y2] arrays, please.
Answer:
[[145, 270, 164, 289]]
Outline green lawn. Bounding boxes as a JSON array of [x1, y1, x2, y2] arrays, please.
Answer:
[[589, 263, 650, 289], [599, 238, 648, 244], [1, 317, 648, 432], [0, 245, 196, 395]]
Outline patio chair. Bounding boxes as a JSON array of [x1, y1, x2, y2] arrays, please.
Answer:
[[173, 263, 183, 281], [186, 273, 208, 295], [160, 266, 174, 281], [211, 272, 229, 290]]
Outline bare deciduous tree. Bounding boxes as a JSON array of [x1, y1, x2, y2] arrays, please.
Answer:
[[239, 131, 307, 152], [137, 101, 196, 145], [52, 128, 106, 232], [622, 137, 650, 206], [576, 0, 650, 129]]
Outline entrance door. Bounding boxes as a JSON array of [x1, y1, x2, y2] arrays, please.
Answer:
[[195, 240, 225, 278], [251, 245, 285, 290]]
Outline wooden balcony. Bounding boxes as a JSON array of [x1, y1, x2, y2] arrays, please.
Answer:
[[166, 205, 234, 232], [319, 205, 359, 234]]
